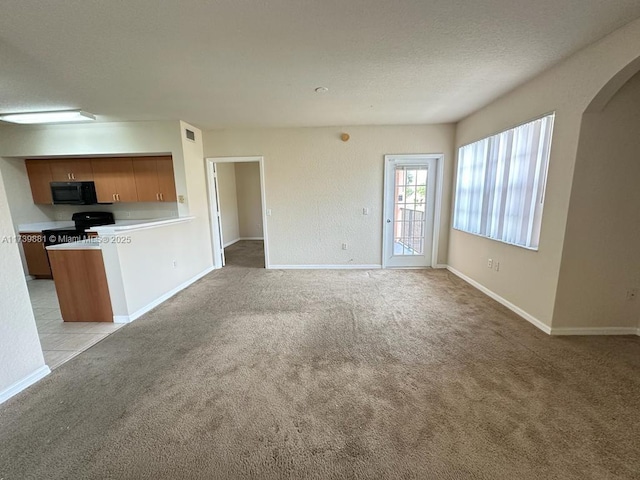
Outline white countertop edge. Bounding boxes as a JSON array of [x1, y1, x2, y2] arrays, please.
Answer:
[[18, 221, 75, 233], [91, 216, 195, 234], [46, 239, 101, 251]]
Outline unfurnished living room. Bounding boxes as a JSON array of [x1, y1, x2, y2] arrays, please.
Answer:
[[1, 1, 639, 479]]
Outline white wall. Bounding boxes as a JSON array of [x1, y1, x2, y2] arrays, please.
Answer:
[[204, 125, 455, 267], [216, 163, 240, 245], [0, 158, 52, 272], [0, 167, 47, 402], [552, 71, 640, 330], [449, 17, 640, 328], [101, 219, 211, 320], [235, 162, 263, 238]]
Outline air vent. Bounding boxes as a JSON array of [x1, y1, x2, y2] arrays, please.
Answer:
[[185, 129, 195, 141]]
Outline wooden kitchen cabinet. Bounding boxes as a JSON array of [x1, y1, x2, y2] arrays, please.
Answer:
[[133, 156, 176, 202], [91, 158, 138, 203], [49, 159, 94, 181], [21, 232, 52, 278], [48, 249, 113, 322], [25, 160, 53, 204]]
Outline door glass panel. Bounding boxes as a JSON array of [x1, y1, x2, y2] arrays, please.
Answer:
[[393, 166, 428, 256]]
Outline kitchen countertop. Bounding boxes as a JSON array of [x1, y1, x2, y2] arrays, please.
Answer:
[[18, 218, 166, 233], [89, 216, 189, 233], [18, 221, 75, 232], [46, 239, 101, 251]]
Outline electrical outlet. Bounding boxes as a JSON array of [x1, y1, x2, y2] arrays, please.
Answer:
[[626, 288, 638, 301], [494, 261, 500, 272], [172, 260, 177, 268], [124, 211, 131, 218], [363, 207, 369, 215], [487, 258, 493, 269], [342, 243, 348, 250]]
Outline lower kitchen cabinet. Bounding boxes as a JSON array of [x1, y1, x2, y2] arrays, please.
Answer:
[[47, 249, 113, 322], [21, 232, 52, 278]]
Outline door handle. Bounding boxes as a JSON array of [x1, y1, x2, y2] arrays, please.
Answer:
[[387, 219, 391, 223]]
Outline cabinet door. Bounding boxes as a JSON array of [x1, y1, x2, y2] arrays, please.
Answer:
[[92, 158, 138, 202], [132, 158, 160, 202], [21, 233, 52, 278], [25, 160, 53, 204], [112, 158, 138, 202], [91, 158, 118, 202], [156, 157, 177, 202], [50, 159, 93, 181]]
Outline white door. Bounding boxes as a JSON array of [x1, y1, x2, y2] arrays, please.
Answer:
[[383, 155, 438, 268], [212, 163, 226, 267]]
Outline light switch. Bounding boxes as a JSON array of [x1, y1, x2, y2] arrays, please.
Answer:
[[266, 209, 272, 216]]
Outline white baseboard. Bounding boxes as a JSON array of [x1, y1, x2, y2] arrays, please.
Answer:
[[446, 266, 552, 335], [0, 365, 51, 405], [223, 238, 240, 248], [25, 275, 35, 281], [113, 266, 215, 324], [270, 264, 382, 270], [550, 327, 639, 336], [433, 264, 448, 269], [239, 237, 264, 241]]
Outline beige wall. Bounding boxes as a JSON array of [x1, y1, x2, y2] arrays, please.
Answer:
[[216, 163, 240, 245], [0, 167, 47, 401], [449, 18, 640, 328], [553, 72, 640, 330], [204, 125, 455, 267], [235, 162, 263, 239]]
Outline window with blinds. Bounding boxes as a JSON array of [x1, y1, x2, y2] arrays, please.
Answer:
[[453, 113, 555, 249]]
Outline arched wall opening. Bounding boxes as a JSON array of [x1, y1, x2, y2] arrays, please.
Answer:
[[553, 68, 640, 332]]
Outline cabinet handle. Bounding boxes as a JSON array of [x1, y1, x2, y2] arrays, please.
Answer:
[[160, 193, 164, 201], [117, 193, 121, 202], [67, 173, 71, 180], [72, 173, 75, 180], [112, 193, 116, 202], [156, 193, 159, 201]]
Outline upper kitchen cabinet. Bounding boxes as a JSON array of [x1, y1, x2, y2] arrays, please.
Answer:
[[49, 159, 94, 181], [91, 158, 138, 203], [133, 156, 177, 202], [25, 159, 53, 204]]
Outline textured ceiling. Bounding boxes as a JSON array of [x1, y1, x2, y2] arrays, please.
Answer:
[[1, 0, 640, 129]]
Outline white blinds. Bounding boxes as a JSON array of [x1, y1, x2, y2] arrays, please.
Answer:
[[453, 114, 555, 249]]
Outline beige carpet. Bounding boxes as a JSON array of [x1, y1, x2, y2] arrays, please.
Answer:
[[1, 240, 639, 479]]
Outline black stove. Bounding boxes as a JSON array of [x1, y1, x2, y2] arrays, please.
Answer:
[[43, 211, 115, 247]]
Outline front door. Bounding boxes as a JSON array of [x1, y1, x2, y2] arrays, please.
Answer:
[[383, 155, 438, 268]]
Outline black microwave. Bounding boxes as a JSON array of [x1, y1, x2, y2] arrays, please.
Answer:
[[50, 182, 98, 205]]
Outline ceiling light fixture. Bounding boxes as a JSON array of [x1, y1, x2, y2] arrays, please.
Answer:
[[0, 110, 96, 124], [314, 87, 329, 93]]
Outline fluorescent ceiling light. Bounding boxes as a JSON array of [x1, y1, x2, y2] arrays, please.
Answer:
[[0, 110, 96, 124]]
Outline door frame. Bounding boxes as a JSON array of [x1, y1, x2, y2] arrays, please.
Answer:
[[205, 156, 270, 269], [382, 154, 444, 269]]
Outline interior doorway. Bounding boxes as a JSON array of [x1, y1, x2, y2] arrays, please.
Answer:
[[382, 154, 443, 268], [206, 156, 269, 269]]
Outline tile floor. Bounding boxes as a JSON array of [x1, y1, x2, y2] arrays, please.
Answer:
[[28, 279, 124, 370]]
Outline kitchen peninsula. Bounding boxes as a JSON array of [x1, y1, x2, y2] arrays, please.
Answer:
[[44, 217, 196, 323]]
